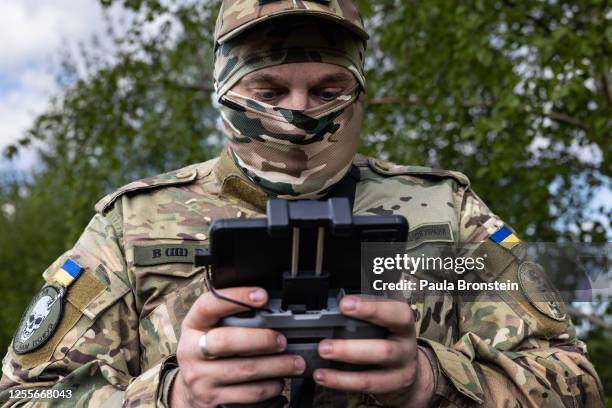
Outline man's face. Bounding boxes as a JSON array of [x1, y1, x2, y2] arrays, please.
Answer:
[[230, 62, 357, 110]]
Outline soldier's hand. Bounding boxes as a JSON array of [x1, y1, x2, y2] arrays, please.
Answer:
[[171, 287, 306, 408], [314, 296, 435, 408]]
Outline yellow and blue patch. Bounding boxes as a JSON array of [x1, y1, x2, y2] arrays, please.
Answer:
[[51, 259, 83, 288], [490, 225, 520, 250]]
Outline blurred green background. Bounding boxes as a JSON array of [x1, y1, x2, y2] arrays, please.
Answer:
[[0, 0, 610, 404]]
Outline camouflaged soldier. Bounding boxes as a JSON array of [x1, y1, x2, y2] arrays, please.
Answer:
[[0, 0, 605, 407]]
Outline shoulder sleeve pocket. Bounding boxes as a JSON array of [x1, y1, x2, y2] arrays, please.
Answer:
[[13, 268, 129, 370]]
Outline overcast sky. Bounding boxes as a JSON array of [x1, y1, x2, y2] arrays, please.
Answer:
[[0, 0, 113, 171]]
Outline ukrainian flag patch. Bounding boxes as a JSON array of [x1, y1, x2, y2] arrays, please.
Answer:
[[52, 259, 83, 288], [490, 225, 521, 250]]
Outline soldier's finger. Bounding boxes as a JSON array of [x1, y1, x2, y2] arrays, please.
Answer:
[[317, 338, 413, 365], [204, 355, 305, 385], [339, 296, 414, 335], [204, 327, 287, 357], [212, 379, 285, 405], [313, 366, 416, 394], [183, 287, 268, 330]]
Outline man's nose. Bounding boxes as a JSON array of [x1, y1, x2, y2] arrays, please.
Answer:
[[283, 90, 311, 110]]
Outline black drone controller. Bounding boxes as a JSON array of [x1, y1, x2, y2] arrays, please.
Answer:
[[194, 198, 408, 406], [221, 289, 388, 377]]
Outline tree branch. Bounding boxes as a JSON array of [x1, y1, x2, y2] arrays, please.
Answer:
[[543, 111, 587, 129], [600, 70, 612, 109], [567, 305, 612, 332], [160, 79, 215, 93], [501, 0, 552, 34], [367, 95, 588, 129], [367, 96, 405, 105]]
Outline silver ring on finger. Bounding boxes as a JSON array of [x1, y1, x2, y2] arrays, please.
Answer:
[[199, 332, 216, 360]]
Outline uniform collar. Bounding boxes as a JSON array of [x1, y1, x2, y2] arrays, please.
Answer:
[[213, 147, 363, 211], [213, 147, 269, 211]]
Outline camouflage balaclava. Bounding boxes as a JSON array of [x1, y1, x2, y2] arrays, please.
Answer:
[[213, 2, 367, 199]]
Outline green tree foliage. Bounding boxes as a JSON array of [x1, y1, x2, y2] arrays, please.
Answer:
[[0, 172, 74, 350], [357, 0, 610, 241], [1, 0, 610, 402]]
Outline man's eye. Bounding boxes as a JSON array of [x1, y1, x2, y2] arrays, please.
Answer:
[[314, 89, 341, 101], [253, 90, 282, 101]]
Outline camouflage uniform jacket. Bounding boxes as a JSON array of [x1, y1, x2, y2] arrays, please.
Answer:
[[0, 149, 604, 407]]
